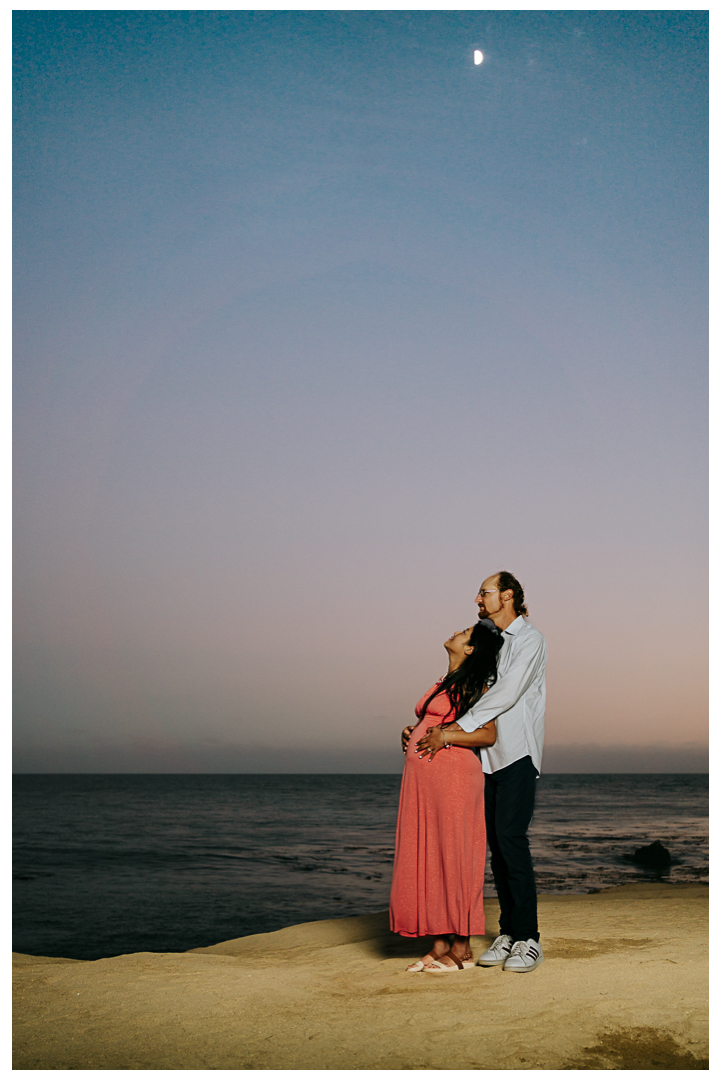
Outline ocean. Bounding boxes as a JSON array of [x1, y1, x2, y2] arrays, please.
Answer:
[[13, 773, 708, 962]]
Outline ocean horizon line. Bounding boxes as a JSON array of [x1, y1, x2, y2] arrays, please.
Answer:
[[13, 741, 708, 776], [13, 769, 709, 776]]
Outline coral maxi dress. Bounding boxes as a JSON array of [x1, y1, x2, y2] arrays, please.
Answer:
[[389, 681, 486, 938]]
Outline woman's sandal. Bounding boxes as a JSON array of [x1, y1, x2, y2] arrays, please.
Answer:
[[423, 954, 474, 972], [405, 949, 447, 972]]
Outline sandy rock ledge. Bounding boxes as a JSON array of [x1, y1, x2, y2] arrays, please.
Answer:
[[13, 882, 708, 1070]]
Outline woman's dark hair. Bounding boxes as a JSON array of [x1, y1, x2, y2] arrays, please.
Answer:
[[496, 571, 528, 616], [418, 622, 504, 724]]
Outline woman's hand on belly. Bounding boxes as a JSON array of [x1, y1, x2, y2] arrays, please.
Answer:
[[416, 725, 447, 761], [401, 724, 416, 754]]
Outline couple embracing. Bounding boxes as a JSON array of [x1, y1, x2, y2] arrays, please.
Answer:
[[389, 571, 547, 974]]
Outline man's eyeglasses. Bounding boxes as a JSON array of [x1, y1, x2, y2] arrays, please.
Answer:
[[477, 589, 498, 597]]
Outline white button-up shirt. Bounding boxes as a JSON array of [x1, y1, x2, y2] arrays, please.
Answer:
[[457, 616, 547, 775]]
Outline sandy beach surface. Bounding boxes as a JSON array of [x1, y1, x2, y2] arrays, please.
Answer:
[[13, 882, 707, 1070]]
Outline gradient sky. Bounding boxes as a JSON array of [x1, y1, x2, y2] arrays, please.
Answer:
[[14, 10, 708, 772]]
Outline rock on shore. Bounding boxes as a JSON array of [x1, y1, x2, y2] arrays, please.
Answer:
[[13, 883, 708, 1070]]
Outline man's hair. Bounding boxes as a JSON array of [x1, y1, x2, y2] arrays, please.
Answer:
[[496, 571, 528, 616]]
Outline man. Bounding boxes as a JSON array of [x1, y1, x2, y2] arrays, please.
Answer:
[[403, 571, 547, 972]]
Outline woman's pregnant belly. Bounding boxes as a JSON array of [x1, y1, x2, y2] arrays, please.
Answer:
[[405, 716, 481, 777]]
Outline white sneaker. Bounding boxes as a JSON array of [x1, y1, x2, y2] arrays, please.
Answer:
[[477, 934, 514, 967], [503, 938, 544, 972]]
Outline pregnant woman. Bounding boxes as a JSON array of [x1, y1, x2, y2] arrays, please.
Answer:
[[389, 621, 503, 972]]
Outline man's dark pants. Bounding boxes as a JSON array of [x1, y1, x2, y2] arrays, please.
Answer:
[[484, 754, 539, 942]]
